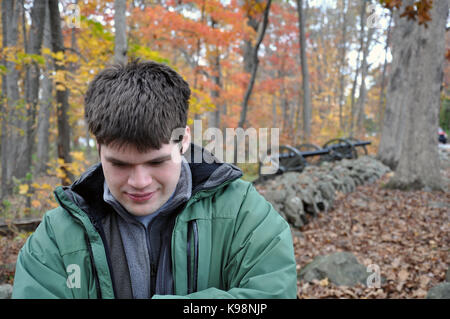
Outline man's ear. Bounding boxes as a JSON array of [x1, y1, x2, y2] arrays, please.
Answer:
[[96, 142, 101, 159], [181, 126, 191, 154]]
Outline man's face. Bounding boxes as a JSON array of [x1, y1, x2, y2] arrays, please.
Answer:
[[99, 127, 191, 216]]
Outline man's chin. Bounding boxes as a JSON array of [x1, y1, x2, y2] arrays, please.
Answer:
[[125, 204, 156, 217]]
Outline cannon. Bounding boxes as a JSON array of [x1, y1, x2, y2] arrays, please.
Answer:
[[255, 145, 330, 184], [296, 143, 324, 165], [320, 138, 371, 162], [254, 138, 371, 183], [346, 137, 370, 155]]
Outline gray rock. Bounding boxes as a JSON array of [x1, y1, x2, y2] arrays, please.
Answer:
[[446, 267, 450, 282], [298, 252, 369, 287], [0, 284, 13, 299], [317, 180, 335, 201], [426, 282, 450, 299], [295, 187, 319, 217], [331, 167, 356, 193], [284, 195, 305, 228], [264, 188, 286, 204], [282, 172, 301, 189]]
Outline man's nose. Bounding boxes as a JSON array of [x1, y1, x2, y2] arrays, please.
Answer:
[[128, 165, 152, 189]]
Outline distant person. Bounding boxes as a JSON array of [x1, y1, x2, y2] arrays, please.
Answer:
[[438, 127, 447, 144], [12, 60, 297, 299]]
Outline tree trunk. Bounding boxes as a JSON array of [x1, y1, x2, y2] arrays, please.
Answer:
[[235, 0, 271, 165], [1, 0, 21, 198], [272, 95, 278, 129], [48, 0, 73, 185], [206, 19, 222, 130], [17, 0, 46, 177], [377, 4, 414, 169], [114, 0, 127, 65], [36, 1, 52, 175], [338, 0, 348, 131], [349, 0, 367, 136], [279, 68, 289, 131], [207, 49, 222, 129], [238, 0, 272, 129], [296, 0, 312, 142], [377, 11, 393, 132], [382, 0, 448, 191], [354, 26, 375, 134], [193, 1, 206, 92]]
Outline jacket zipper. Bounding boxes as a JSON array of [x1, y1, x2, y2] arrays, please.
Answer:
[[144, 222, 156, 297], [187, 219, 199, 294]]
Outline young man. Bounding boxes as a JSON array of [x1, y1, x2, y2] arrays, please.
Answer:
[[12, 60, 297, 299]]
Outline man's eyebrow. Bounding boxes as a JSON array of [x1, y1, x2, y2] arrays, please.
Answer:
[[105, 154, 173, 164]]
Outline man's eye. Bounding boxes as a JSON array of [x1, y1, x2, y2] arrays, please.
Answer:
[[149, 160, 166, 166], [112, 162, 128, 167]]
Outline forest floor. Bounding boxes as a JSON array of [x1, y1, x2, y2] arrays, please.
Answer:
[[294, 164, 450, 299], [1, 154, 449, 299]]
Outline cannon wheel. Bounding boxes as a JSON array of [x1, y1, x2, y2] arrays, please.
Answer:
[[258, 145, 307, 180], [346, 137, 368, 156], [296, 143, 323, 165], [322, 138, 357, 161]]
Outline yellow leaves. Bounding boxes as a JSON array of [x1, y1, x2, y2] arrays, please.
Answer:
[[53, 70, 66, 83], [56, 84, 66, 91], [19, 182, 53, 197], [15, 180, 58, 214], [1, 47, 45, 68], [71, 151, 85, 162], [319, 278, 329, 287], [189, 88, 216, 119], [67, 161, 82, 176], [31, 200, 41, 209], [54, 51, 65, 61], [42, 47, 52, 56], [18, 184, 29, 195], [52, 70, 70, 91], [31, 183, 52, 191], [48, 152, 90, 182], [129, 44, 168, 64], [66, 54, 79, 64], [41, 183, 53, 191]]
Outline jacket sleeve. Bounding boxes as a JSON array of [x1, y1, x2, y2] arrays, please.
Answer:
[[154, 183, 298, 299], [12, 212, 74, 299]]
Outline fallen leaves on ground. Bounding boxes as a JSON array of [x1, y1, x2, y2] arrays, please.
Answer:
[[293, 171, 449, 299], [0, 235, 26, 284]]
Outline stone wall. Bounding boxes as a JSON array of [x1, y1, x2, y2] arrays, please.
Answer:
[[256, 155, 391, 228]]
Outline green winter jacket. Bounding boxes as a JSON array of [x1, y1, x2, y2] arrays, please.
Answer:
[[12, 146, 297, 299]]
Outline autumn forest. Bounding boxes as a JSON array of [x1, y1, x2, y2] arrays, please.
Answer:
[[0, 0, 449, 300]]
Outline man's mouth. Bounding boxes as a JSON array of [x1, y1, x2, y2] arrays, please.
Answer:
[[125, 191, 155, 202]]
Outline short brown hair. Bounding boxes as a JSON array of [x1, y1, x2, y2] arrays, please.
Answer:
[[84, 59, 190, 152]]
